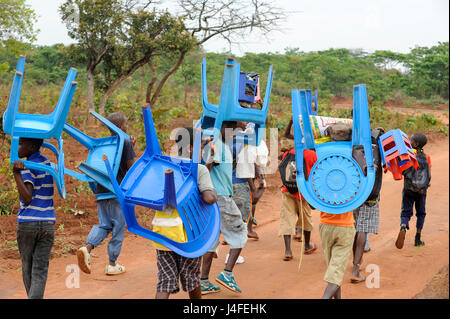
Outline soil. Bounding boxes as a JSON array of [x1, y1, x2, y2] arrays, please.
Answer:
[[0, 102, 448, 299]]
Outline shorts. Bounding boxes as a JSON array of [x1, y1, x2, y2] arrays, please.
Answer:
[[233, 183, 251, 222], [278, 192, 313, 235], [208, 196, 248, 252], [156, 250, 201, 293], [353, 200, 380, 234], [319, 223, 356, 286]]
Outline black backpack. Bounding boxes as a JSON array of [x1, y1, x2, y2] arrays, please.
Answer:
[[351, 129, 384, 202], [279, 151, 298, 194], [403, 150, 431, 195]]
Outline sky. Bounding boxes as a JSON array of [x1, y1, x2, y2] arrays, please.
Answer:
[[28, 0, 449, 56]]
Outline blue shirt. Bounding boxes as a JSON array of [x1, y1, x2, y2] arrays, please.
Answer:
[[18, 152, 55, 223], [209, 139, 233, 196]]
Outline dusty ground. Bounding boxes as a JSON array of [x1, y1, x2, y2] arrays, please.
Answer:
[[0, 103, 448, 299]]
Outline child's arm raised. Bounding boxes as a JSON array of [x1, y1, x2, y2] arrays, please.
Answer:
[[12, 161, 34, 205]]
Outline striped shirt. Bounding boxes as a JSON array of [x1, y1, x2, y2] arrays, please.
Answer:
[[18, 152, 55, 223]]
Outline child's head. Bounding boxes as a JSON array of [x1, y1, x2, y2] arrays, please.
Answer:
[[411, 132, 427, 150], [175, 126, 194, 158], [220, 121, 238, 142], [107, 112, 127, 133], [18, 138, 43, 158]]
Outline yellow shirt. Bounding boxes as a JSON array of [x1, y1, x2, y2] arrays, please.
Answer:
[[152, 207, 187, 251]]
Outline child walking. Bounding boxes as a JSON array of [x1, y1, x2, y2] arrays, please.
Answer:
[[77, 112, 136, 275], [200, 121, 248, 294], [278, 147, 318, 260], [395, 132, 431, 249], [151, 127, 217, 299], [351, 128, 384, 283], [320, 211, 356, 299], [13, 138, 55, 299]]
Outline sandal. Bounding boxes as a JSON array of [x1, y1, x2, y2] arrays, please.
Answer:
[[283, 254, 293, 261], [304, 243, 317, 255], [395, 227, 407, 249], [247, 232, 259, 240], [350, 274, 366, 283], [293, 235, 302, 242]]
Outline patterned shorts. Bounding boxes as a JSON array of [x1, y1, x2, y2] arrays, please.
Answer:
[[233, 182, 251, 222], [353, 200, 380, 234], [156, 250, 201, 293]]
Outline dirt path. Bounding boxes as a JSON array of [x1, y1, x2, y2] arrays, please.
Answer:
[[0, 138, 448, 299]]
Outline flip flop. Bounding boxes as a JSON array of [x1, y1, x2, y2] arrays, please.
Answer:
[[395, 229, 406, 249], [304, 243, 317, 255], [283, 255, 293, 261], [247, 232, 259, 240], [350, 275, 366, 283], [293, 235, 302, 242]]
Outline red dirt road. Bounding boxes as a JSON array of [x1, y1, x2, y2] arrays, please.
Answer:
[[0, 138, 448, 299]]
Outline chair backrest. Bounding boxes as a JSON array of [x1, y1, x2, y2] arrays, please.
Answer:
[[292, 84, 375, 214], [2, 55, 26, 136]]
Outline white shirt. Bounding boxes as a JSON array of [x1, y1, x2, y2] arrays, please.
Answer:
[[236, 139, 269, 179]]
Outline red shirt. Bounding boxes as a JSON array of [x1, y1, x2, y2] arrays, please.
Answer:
[[281, 149, 317, 201]]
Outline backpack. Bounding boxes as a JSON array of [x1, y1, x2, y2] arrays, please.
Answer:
[[278, 151, 299, 194], [352, 142, 383, 202], [403, 150, 430, 195]]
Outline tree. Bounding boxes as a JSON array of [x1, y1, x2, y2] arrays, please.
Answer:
[[144, 0, 287, 105], [404, 42, 449, 99], [60, 0, 130, 112], [0, 0, 37, 74], [97, 9, 194, 114]]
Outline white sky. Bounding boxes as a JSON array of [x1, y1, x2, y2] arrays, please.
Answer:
[[28, 0, 449, 56]]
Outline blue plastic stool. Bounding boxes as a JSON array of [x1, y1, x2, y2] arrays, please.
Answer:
[[197, 57, 273, 146], [378, 129, 418, 180], [292, 84, 375, 214], [238, 72, 258, 103], [104, 104, 221, 258], [2, 56, 78, 199], [63, 111, 131, 197]]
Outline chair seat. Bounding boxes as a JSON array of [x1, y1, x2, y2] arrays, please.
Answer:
[[11, 118, 53, 134], [121, 155, 191, 209]]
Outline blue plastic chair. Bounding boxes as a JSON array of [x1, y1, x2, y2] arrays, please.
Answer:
[[103, 104, 221, 258], [292, 84, 375, 214], [63, 111, 131, 198], [197, 57, 273, 146], [2, 56, 78, 199]]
